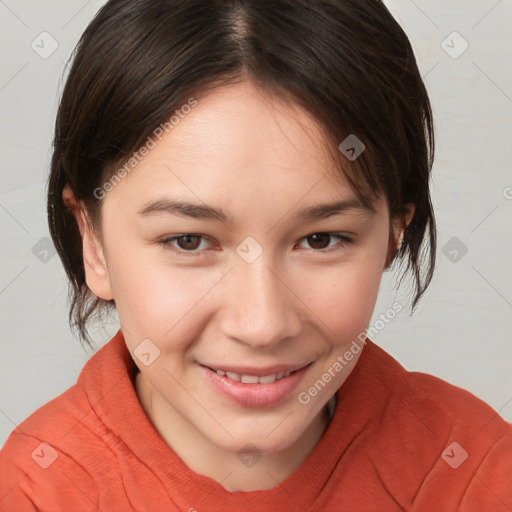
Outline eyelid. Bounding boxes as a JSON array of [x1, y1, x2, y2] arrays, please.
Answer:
[[157, 232, 354, 256]]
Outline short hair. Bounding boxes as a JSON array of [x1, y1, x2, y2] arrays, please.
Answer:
[[47, 0, 436, 347]]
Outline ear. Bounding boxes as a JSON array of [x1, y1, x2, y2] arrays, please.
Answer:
[[384, 203, 415, 270], [62, 185, 114, 300]]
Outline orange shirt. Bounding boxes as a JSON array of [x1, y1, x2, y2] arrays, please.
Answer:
[[1, 330, 511, 511]]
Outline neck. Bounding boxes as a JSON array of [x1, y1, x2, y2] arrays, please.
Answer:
[[135, 371, 336, 491]]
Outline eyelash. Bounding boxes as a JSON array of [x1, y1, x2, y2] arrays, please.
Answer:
[[157, 232, 354, 257]]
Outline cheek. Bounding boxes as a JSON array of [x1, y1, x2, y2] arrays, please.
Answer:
[[106, 244, 213, 339], [298, 255, 385, 344]]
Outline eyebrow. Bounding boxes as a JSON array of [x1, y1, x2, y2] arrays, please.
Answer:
[[137, 197, 375, 224]]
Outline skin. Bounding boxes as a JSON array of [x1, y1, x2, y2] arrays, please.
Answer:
[[64, 79, 413, 492]]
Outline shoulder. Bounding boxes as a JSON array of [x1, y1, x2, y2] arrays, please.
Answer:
[[397, 357, 511, 449], [358, 340, 512, 509], [0, 332, 130, 510], [360, 339, 510, 437]]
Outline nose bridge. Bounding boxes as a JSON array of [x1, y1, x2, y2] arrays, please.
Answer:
[[222, 252, 301, 347]]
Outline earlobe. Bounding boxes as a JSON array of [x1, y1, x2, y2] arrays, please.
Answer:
[[384, 203, 415, 270], [79, 210, 114, 301], [393, 203, 415, 247], [403, 203, 415, 230], [62, 185, 114, 301]]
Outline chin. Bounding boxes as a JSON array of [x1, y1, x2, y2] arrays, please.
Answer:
[[201, 412, 315, 455]]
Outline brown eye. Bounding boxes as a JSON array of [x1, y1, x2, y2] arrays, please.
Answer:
[[158, 234, 213, 255], [306, 233, 332, 250], [297, 232, 353, 253], [174, 234, 202, 251]]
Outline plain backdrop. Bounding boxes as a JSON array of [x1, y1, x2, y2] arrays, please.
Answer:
[[1, 0, 511, 447]]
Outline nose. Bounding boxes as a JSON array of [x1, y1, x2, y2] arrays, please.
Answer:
[[220, 256, 302, 349]]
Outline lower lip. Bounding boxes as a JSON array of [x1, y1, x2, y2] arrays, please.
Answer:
[[201, 365, 310, 408]]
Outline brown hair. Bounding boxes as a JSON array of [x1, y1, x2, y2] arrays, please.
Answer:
[[47, 0, 436, 347]]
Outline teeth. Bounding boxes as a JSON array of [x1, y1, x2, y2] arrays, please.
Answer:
[[258, 374, 277, 384], [214, 369, 294, 384], [226, 371, 241, 381], [240, 375, 259, 384]]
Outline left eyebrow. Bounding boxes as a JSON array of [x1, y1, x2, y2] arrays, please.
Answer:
[[295, 198, 376, 222]]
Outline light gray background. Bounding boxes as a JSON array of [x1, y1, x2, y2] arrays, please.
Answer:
[[1, 0, 511, 448]]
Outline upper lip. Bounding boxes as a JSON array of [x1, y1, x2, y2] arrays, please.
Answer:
[[202, 362, 312, 376]]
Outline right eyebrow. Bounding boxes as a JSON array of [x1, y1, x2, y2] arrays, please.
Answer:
[[137, 198, 233, 223]]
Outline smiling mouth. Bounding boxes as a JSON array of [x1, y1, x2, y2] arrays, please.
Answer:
[[201, 362, 312, 408], [210, 368, 291, 384], [203, 364, 311, 385]]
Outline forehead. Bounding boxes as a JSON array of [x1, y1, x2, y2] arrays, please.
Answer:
[[119, 81, 333, 175], [169, 81, 334, 173], [102, 80, 384, 219]]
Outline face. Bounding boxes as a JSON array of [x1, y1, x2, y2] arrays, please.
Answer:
[[82, 80, 398, 455]]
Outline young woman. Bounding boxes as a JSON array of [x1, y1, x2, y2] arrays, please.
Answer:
[[1, 0, 510, 510]]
